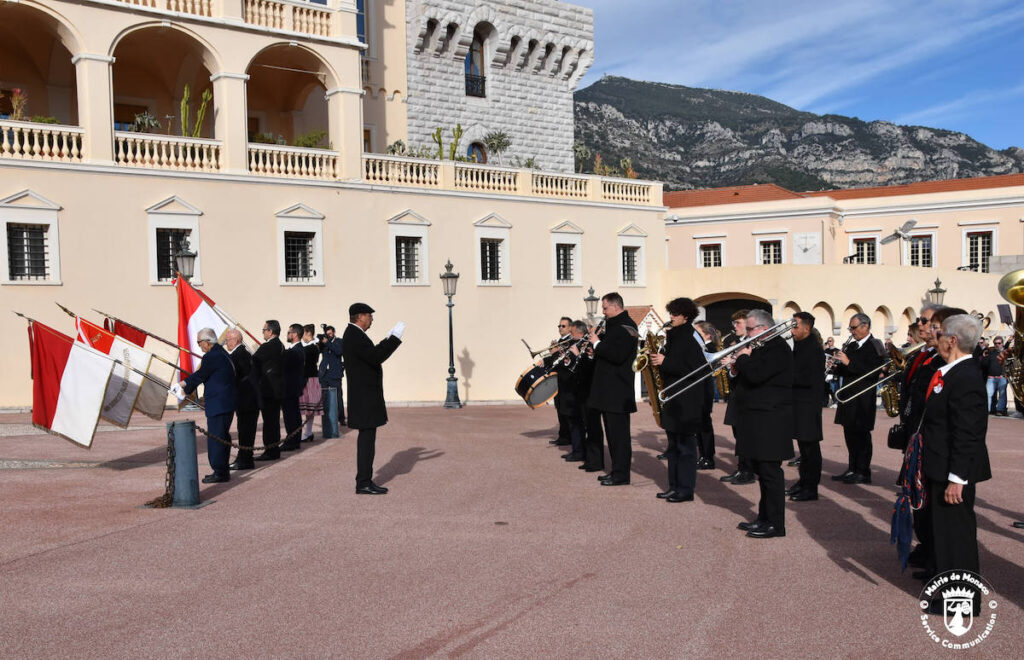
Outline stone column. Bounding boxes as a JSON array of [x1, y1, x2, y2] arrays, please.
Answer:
[[72, 54, 115, 164], [327, 86, 364, 180], [210, 73, 250, 174]]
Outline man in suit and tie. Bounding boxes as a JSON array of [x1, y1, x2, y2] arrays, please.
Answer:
[[252, 320, 285, 462], [280, 323, 306, 452], [173, 328, 237, 484], [343, 303, 404, 495], [225, 329, 259, 471], [832, 313, 886, 484]]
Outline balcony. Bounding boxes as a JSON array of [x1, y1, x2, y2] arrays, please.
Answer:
[[248, 143, 338, 179], [115, 132, 221, 171], [94, 0, 338, 39], [1, 120, 84, 163], [465, 74, 486, 98]]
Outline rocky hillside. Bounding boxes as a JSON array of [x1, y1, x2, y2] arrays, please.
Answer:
[[574, 76, 1024, 191]]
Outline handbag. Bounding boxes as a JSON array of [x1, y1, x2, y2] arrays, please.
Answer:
[[887, 423, 908, 451]]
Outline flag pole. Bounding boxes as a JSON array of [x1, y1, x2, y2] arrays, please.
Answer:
[[57, 303, 193, 375], [91, 308, 203, 360], [174, 271, 262, 346]]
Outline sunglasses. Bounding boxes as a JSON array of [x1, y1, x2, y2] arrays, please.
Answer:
[[848, 324, 861, 331]]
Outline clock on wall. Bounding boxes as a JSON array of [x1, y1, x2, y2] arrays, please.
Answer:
[[793, 232, 821, 265]]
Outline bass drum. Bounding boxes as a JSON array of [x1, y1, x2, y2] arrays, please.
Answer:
[[514, 365, 559, 409]]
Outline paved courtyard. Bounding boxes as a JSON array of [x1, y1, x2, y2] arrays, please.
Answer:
[[1, 403, 1021, 657]]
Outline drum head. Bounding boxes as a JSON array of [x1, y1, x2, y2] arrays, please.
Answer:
[[515, 365, 546, 401], [525, 372, 559, 408]]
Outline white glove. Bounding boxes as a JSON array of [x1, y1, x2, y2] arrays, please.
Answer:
[[169, 383, 185, 402], [390, 321, 406, 339]]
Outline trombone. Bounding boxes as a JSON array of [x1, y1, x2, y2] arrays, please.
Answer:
[[521, 335, 573, 360], [657, 318, 796, 404], [834, 341, 926, 404]]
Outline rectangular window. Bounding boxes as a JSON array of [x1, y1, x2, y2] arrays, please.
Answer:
[[363, 128, 372, 153], [155, 228, 189, 282], [700, 244, 722, 268], [909, 235, 932, 267], [622, 246, 639, 283], [284, 232, 316, 283], [356, 0, 367, 44], [6, 223, 49, 281], [853, 238, 876, 264], [967, 231, 993, 273], [480, 238, 502, 281], [555, 243, 574, 283], [395, 236, 420, 282], [760, 240, 782, 265]]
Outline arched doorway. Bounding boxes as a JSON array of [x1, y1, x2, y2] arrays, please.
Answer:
[[246, 44, 331, 147], [0, 3, 79, 125], [695, 293, 772, 339]]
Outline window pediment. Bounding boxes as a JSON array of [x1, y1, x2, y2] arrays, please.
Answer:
[[473, 213, 512, 228], [387, 209, 431, 226], [0, 190, 61, 210], [551, 220, 583, 234], [617, 223, 647, 237], [276, 203, 325, 220], [145, 196, 202, 216]]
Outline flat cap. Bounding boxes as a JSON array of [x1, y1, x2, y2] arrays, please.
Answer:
[[349, 302, 375, 316]]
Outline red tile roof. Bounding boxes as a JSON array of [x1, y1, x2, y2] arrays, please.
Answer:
[[801, 172, 1024, 200], [664, 184, 805, 208], [625, 305, 662, 327]]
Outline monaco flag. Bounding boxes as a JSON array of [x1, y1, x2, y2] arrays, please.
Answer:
[[175, 276, 230, 374], [75, 317, 154, 427], [30, 321, 113, 448]]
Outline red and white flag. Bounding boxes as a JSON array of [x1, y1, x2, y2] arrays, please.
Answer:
[[103, 317, 147, 348], [29, 321, 113, 448], [175, 276, 231, 373], [75, 317, 156, 427]]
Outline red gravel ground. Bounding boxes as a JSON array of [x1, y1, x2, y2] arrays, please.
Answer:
[[1, 404, 1021, 658]]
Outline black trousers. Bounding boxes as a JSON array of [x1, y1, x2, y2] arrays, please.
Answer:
[[699, 385, 715, 459], [733, 426, 752, 474], [282, 396, 301, 449], [602, 411, 632, 482], [583, 406, 605, 470], [567, 407, 585, 457], [206, 412, 234, 477], [842, 425, 873, 476], [555, 395, 570, 442], [259, 397, 281, 458], [795, 440, 822, 492], [666, 432, 698, 495], [926, 480, 979, 575], [750, 459, 785, 530], [356, 427, 378, 487], [234, 408, 259, 463]]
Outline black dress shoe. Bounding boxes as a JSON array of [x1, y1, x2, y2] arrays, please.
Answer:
[[737, 519, 766, 531], [787, 457, 802, 467], [656, 453, 667, 461], [730, 472, 756, 485], [254, 452, 280, 461], [1013, 521, 1024, 529], [656, 490, 675, 499], [281, 442, 300, 452], [696, 458, 716, 470], [831, 470, 855, 481], [600, 478, 629, 486], [228, 461, 254, 471], [666, 492, 694, 503], [720, 470, 740, 483], [202, 473, 229, 484], [597, 474, 613, 481], [789, 490, 818, 502], [747, 525, 785, 538], [785, 482, 803, 496], [355, 483, 388, 495], [842, 473, 872, 484], [549, 438, 571, 446], [562, 453, 584, 462], [582, 466, 604, 472]]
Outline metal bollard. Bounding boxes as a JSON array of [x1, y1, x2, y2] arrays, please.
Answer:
[[168, 420, 200, 507], [322, 387, 339, 438]]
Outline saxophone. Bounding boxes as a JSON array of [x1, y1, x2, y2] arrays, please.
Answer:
[[713, 333, 730, 398], [880, 379, 901, 417], [633, 331, 666, 428]]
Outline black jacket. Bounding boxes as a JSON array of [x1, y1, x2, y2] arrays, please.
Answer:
[[733, 336, 794, 461], [229, 344, 259, 413], [792, 336, 825, 442], [343, 323, 402, 429], [284, 343, 306, 398], [182, 343, 237, 417], [587, 310, 639, 413], [319, 336, 344, 384], [921, 358, 991, 484], [658, 323, 706, 434], [251, 336, 285, 400], [833, 335, 886, 431], [901, 348, 943, 432], [302, 342, 320, 378], [554, 344, 585, 416]]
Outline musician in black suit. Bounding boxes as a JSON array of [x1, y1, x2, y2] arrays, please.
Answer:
[[650, 298, 706, 502], [693, 321, 717, 470], [546, 317, 574, 446], [919, 314, 991, 580], [343, 302, 403, 495], [225, 329, 259, 471], [722, 309, 755, 485], [556, 321, 588, 462], [831, 313, 885, 484], [280, 323, 306, 452], [587, 292, 639, 486], [252, 319, 285, 461], [787, 313, 825, 501], [730, 309, 794, 538]]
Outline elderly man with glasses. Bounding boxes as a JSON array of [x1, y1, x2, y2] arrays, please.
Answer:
[[831, 313, 886, 484]]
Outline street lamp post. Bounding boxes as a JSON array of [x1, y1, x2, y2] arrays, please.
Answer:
[[441, 260, 462, 409], [926, 278, 946, 306], [174, 237, 197, 281], [584, 286, 600, 324]]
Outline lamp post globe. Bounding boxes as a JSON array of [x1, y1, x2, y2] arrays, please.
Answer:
[[174, 237, 197, 281], [927, 278, 946, 306], [584, 286, 599, 322], [441, 260, 462, 408]]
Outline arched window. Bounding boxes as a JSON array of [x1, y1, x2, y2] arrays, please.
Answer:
[[467, 142, 486, 163], [465, 31, 485, 97]]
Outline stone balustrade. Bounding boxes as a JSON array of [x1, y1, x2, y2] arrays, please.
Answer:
[[454, 162, 519, 194], [115, 131, 221, 171], [362, 154, 441, 187], [97, 0, 337, 39], [248, 143, 338, 179], [0, 120, 84, 163]]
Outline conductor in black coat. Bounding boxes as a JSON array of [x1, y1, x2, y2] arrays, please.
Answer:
[[225, 329, 259, 470], [252, 320, 286, 461], [919, 314, 991, 579], [587, 293, 639, 486], [788, 313, 825, 501], [730, 309, 794, 538], [650, 298, 706, 502], [832, 313, 886, 484], [280, 323, 306, 451], [343, 303, 403, 495]]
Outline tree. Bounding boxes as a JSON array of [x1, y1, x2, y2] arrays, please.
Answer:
[[483, 131, 511, 166], [573, 141, 591, 173]]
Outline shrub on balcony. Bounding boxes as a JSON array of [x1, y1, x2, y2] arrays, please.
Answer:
[[292, 129, 330, 149], [29, 115, 60, 125]]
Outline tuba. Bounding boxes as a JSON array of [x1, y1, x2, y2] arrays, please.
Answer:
[[633, 325, 668, 428], [997, 269, 1024, 402]]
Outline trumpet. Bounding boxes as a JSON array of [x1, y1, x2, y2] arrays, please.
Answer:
[[562, 320, 605, 373], [521, 335, 572, 360], [658, 318, 796, 404], [834, 341, 926, 405]]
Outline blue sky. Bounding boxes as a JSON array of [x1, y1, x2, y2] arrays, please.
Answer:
[[571, 0, 1024, 149]]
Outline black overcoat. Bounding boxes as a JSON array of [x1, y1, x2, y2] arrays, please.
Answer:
[[302, 342, 320, 378], [833, 335, 886, 431], [658, 323, 706, 434], [251, 336, 285, 400], [733, 336, 794, 461], [792, 336, 824, 442], [229, 345, 259, 413], [343, 323, 401, 430], [920, 358, 991, 485], [283, 343, 306, 398], [587, 310, 639, 413]]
